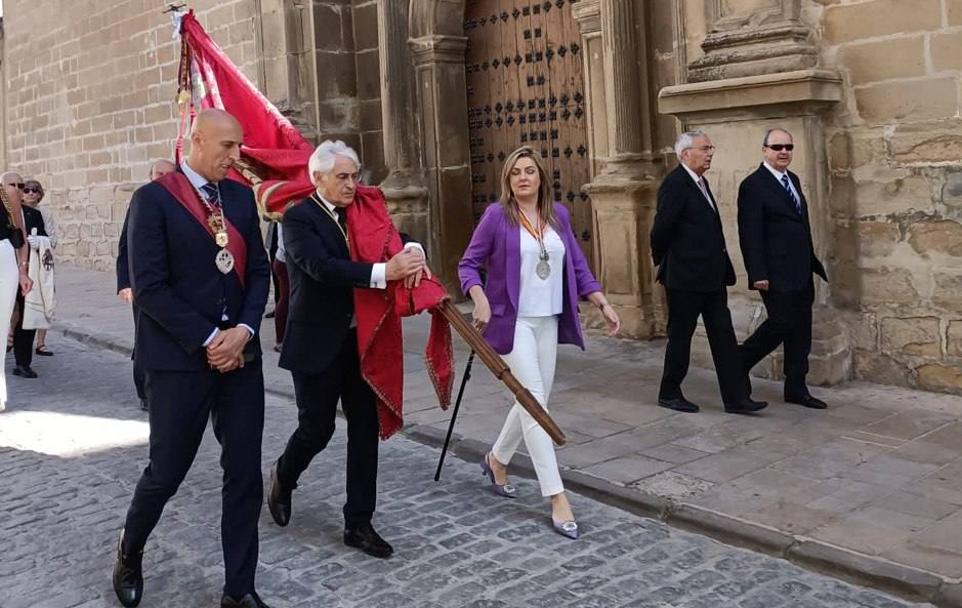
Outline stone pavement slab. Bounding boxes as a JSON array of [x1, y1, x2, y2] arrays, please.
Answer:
[[48, 266, 962, 605], [0, 338, 933, 608]]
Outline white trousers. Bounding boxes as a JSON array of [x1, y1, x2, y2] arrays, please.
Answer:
[[491, 315, 563, 497], [0, 240, 20, 407]]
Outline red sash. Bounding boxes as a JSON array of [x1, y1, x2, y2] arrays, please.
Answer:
[[157, 172, 248, 287]]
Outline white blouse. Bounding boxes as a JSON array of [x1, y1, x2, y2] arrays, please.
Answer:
[[517, 225, 565, 317]]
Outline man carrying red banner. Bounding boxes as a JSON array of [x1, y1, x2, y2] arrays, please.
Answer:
[[266, 140, 429, 559], [112, 109, 273, 608]]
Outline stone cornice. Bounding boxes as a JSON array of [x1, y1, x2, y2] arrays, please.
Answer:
[[658, 69, 843, 122]]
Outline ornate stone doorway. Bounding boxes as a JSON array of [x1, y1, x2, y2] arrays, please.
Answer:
[[463, 0, 594, 266]]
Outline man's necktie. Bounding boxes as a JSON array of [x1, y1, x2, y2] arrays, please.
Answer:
[[781, 174, 801, 215], [201, 182, 222, 208], [697, 177, 716, 212], [334, 206, 348, 233]]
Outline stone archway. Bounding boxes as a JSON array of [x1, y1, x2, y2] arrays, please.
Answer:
[[407, 0, 474, 295]]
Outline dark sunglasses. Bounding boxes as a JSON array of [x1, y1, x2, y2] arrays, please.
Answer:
[[4, 182, 25, 190], [22, 187, 40, 194], [765, 144, 794, 152]]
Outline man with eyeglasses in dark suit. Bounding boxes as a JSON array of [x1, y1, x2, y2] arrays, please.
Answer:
[[737, 128, 829, 410], [650, 131, 767, 415]]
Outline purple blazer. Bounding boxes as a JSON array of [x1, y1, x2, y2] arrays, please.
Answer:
[[458, 202, 602, 355]]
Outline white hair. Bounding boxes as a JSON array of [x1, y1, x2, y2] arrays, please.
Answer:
[[674, 130, 708, 160], [308, 140, 360, 178]]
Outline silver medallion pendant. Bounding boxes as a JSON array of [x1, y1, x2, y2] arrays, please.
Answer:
[[215, 248, 235, 274], [536, 259, 551, 280]]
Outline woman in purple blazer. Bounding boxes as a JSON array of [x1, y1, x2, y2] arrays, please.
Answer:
[[458, 146, 620, 539]]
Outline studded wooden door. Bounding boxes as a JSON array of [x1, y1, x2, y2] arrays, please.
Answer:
[[464, 0, 593, 267]]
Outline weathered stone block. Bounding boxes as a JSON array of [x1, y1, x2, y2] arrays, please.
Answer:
[[852, 167, 933, 217], [859, 268, 919, 305], [880, 317, 942, 357], [825, 0, 941, 44], [931, 30, 962, 71], [933, 269, 962, 309], [839, 37, 926, 85], [854, 78, 957, 123], [916, 364, 962, 394], [854, 350, 912, 387], [891, 120, 962, 164], [907, 220, 962, 257], [949, 0, 962, 25], [857, 222, 900, 258]]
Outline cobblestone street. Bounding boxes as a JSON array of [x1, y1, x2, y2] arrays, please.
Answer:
[[0, 338, 932, 608]]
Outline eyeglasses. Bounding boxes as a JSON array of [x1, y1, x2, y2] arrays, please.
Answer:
[[5, 183, 25, 190], [687, 145, 715, 152], [765, 144, 794, 151], [22, 187, 40, 194]]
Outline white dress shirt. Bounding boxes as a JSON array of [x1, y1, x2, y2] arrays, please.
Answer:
[[681, 163, 716, 212], [180, 160, 255, 347], [517, 226, 565, 317]]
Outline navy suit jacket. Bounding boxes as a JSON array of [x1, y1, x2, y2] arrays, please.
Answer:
[[737, 164, 828, 292], [127, 176, 270, 371], [650, 165, 736, 292], [278, 196, 417, 375]]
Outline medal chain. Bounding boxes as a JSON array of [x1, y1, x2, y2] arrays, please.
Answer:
[[518, 209, 549, 262], [198, 184, 229, 247]]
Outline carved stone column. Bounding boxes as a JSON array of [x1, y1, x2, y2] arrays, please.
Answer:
[[576, 0, 663, 339], [658, 0, 849, 386], [409, 35, 474, 295], [376, 0, 430, 245]]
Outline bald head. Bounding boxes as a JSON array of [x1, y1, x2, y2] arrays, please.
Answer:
[[1, 172, 24, 205], [187, 109, 243, 182], [149, 159, 177, 181]]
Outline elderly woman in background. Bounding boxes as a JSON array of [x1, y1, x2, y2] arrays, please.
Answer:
[[23, 179, 56, 356], [458, 146, 620, 539]]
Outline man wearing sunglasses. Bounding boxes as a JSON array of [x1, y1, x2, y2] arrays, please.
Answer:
[[736, 128, 829, 410]]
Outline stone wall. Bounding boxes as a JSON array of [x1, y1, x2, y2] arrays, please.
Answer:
[[812, 0, 962, 394], [2, 0, 261, 271]]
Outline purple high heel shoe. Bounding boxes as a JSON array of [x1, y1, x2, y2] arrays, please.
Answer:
[[552, 519, 579, 540], [480, 453, 516, 498]]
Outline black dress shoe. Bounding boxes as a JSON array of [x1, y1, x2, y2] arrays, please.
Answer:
[[267, 461, 291, 527], [786, 394, 827, 409], [221, 591, 271, 608], [112, 539, 143, 607], [657, 397, 700, 413], [344, 523, 393, 558], [724, 397, 768, 414], [13, 365, 38, 378]]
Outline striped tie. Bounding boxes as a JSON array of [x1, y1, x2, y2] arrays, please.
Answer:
[[781, 174, 800, 215], [201, 182, 222, 208]]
